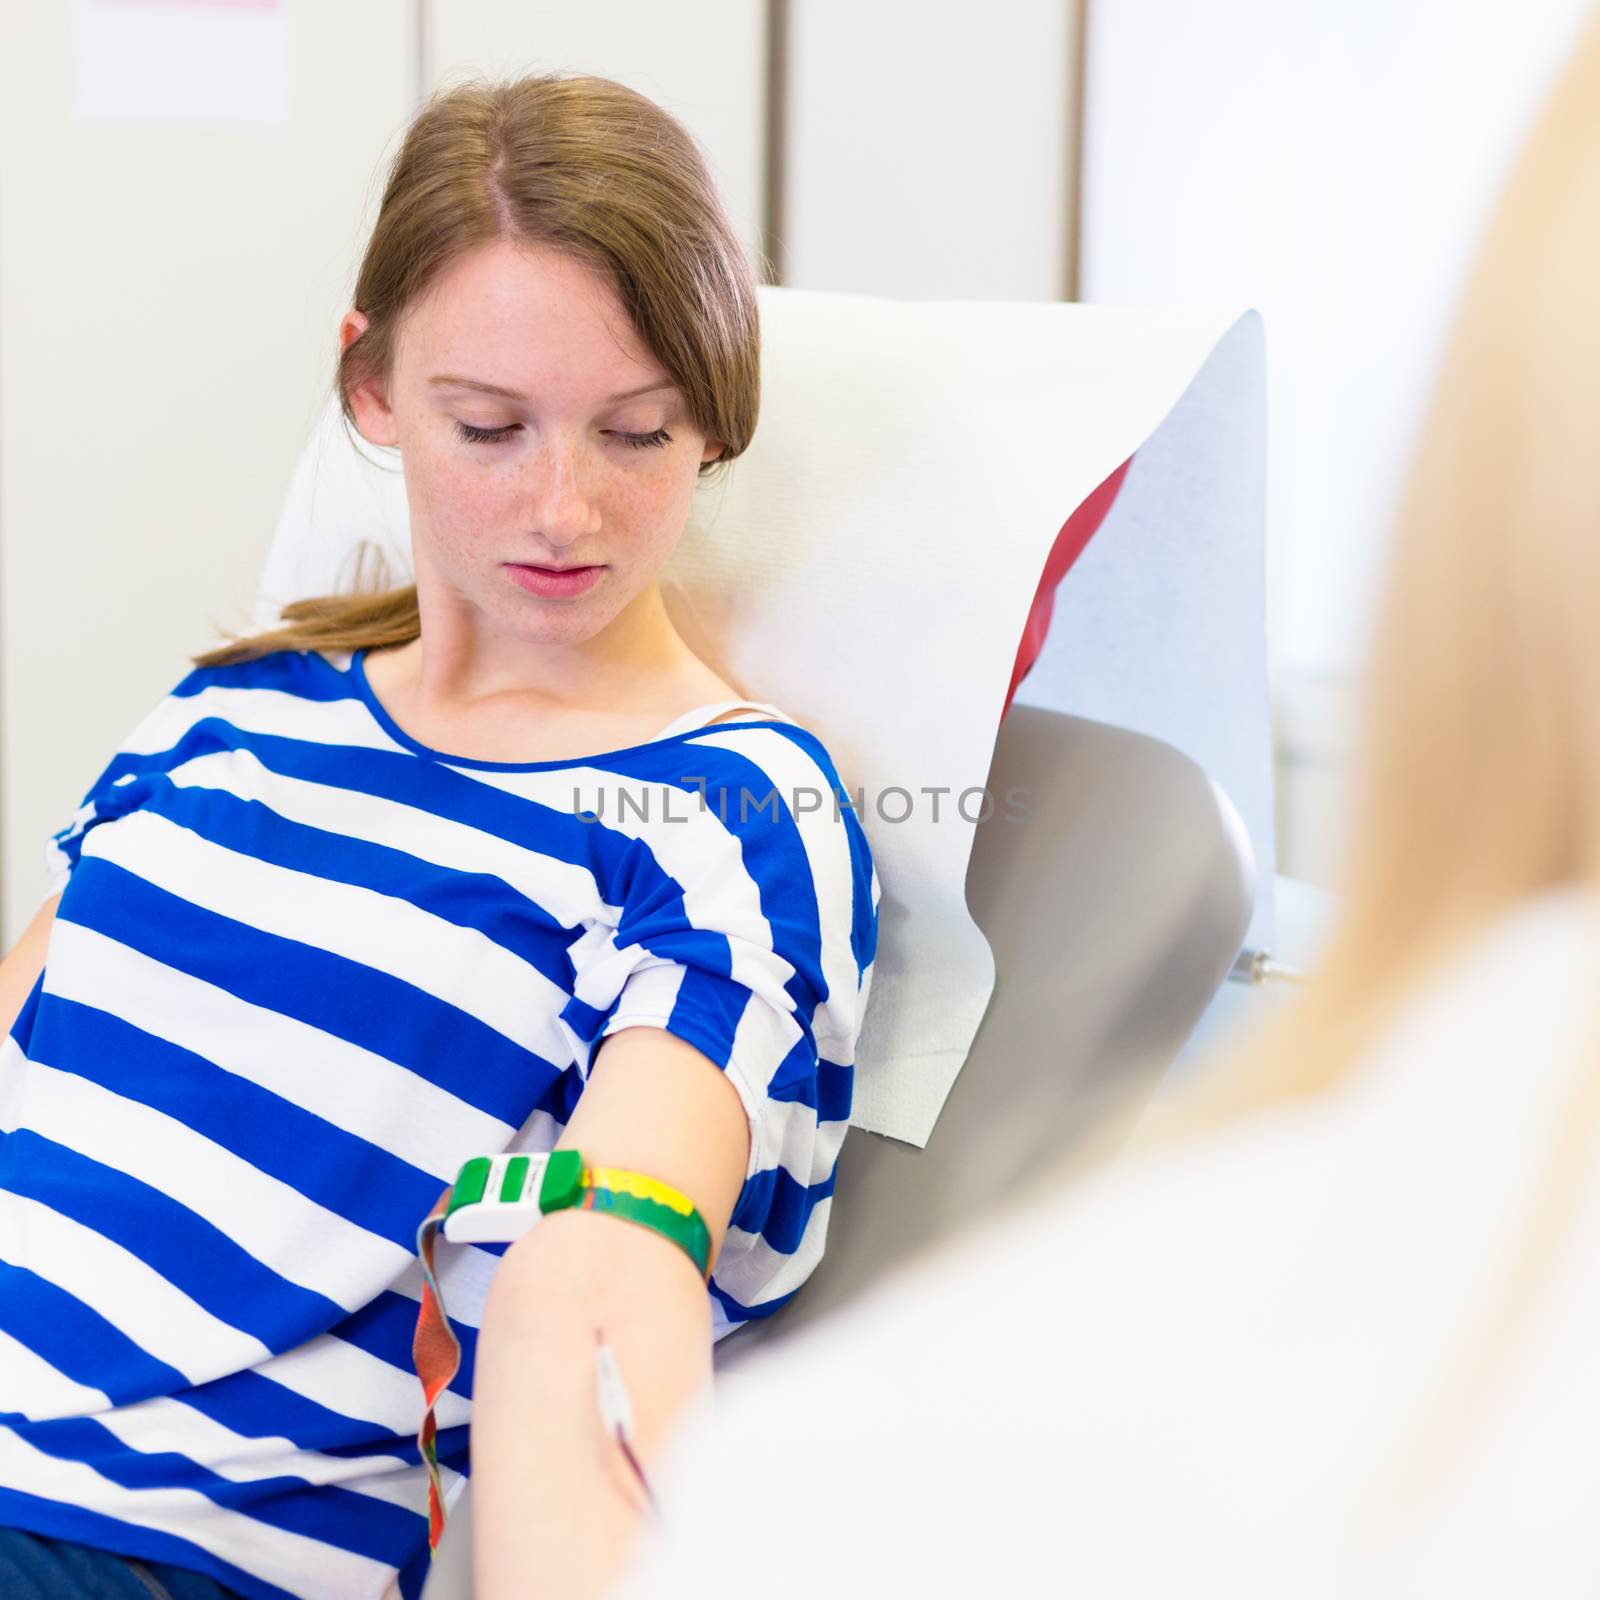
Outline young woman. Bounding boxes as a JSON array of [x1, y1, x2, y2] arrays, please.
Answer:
[[0, 74, 878, 1600], [613, 10, 1600, 1600]]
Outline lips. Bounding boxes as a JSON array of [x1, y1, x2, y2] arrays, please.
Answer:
[[505, 562, 605, 598]]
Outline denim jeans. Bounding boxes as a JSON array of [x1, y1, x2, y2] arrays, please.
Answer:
[[0, 1526, 248, 1600]]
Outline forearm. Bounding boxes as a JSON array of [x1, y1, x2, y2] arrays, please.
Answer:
[[470, 1207, 715, 1600]]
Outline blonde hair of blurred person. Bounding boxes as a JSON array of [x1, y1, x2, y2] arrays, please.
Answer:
[[1127, 0, 1600, 1535]]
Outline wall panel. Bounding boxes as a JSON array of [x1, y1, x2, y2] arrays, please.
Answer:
[[784, 0, 1075, 299]]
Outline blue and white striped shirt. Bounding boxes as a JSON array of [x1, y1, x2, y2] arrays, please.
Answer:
[[0, 646, 879, 1600]]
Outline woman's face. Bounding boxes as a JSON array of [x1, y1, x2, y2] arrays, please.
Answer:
[[343, 238, 724, 650]]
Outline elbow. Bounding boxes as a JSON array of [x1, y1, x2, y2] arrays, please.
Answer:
[[474, 1207, 716, 1445], [478, 1206, 714, 1367], [478, 1215, 605, 1350]]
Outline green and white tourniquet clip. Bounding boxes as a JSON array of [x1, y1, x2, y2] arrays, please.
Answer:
[[412, 1149, 712, 1548], [443, 1150, 712, 1270]]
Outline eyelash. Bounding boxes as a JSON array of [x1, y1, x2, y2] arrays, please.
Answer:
[[453, 421, 672, 450]]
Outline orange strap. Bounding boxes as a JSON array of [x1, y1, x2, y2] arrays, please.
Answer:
[[411, 1188, 458, 1551]]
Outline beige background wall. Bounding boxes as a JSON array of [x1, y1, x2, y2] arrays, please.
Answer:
[[783, 0, 1077, 298], [0, 0, 1082, 945]]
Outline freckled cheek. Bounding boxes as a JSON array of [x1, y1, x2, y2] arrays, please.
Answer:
[[607, 472, 677, 530], [584, 456, 699, 543], [409, 454, 523, 545]]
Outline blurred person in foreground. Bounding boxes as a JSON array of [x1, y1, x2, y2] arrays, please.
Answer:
[[609, 7, 1600, 1597]]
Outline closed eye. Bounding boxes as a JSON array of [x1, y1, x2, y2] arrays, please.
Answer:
[[455, 420, 517, 445], [610, 427, 673, 450], [453, 421, 673, 450]]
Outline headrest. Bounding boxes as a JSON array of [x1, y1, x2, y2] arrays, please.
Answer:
[[257, 286, 1267, 1146]]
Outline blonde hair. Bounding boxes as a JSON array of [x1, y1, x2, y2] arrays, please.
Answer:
[[195, 72, 763, 669]]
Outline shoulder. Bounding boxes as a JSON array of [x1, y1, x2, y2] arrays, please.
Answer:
[[663, 714, 875, 894], [666, 709, 861, 812], [175, 646, 350, 702], [620, 713, 878, 983], [98, 649, 363, 764]]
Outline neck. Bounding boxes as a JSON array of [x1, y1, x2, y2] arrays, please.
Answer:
[[401, 577, 702, 716]]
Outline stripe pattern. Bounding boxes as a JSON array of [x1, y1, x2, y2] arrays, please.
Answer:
[[0, 647, 879, 1600]]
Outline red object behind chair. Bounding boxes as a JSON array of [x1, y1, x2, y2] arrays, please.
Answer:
[[1003, 456, 1134, 717]]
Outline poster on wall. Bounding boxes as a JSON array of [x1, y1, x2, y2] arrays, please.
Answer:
[[74, 0, 293, 124]]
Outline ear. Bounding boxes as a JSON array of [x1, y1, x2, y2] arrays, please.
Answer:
[[699, 436, 728, 465], [339, 309, 400, 448]]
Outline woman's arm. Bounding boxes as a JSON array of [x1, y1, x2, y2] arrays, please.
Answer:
[[0, 893, 60, 1042], [470, 1022, 752, 1600]]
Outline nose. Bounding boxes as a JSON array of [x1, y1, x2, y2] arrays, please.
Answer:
[[521, 430, 603, 548]]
